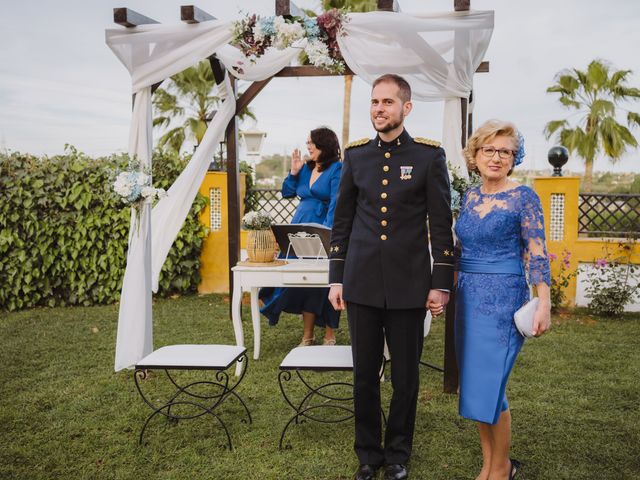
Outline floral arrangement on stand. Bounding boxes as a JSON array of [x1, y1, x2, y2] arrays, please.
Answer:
[[548, 249, 578, 312], [242, 210, 278, 263], [582, 243, 639, 316], [242, 210, 274, 230], [231, 9, 349, 74], [112, 161, 167, 229]]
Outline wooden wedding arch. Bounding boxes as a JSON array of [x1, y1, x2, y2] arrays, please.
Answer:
[[113, 0, 490, 392]]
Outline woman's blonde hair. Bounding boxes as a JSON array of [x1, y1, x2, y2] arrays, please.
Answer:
[[463, 119, 519, 176]]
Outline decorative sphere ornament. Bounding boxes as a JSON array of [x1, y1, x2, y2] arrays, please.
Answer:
[[548, 146, 569, 176]]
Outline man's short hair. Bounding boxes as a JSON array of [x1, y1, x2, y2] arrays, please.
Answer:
[[372, 74, 412, 103]]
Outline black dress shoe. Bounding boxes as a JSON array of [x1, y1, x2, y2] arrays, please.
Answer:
[[353, 464, 379, 480], [384, 464, 408, 480]]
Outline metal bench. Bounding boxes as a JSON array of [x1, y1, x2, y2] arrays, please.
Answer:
[[133, 344, 251, 448]]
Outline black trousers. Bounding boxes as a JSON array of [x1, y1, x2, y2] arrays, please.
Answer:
[[347, 301, 425, 467]]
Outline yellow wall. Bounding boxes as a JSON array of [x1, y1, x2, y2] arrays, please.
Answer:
[[533, 176, 640, 305], [198, 172, 247, 294]]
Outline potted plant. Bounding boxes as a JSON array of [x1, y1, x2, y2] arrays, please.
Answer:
[[242, 210, 278, 263]]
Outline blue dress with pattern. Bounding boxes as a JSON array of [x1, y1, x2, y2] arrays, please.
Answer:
[[454, 185, 550, 424], [259, 160, 342, 328]]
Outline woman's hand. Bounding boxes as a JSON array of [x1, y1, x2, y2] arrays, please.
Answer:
[[532, 299, 551, 337], [291, 148, 303, 175]]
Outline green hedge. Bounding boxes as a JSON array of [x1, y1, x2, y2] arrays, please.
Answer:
[[0, 147, 207, 311]]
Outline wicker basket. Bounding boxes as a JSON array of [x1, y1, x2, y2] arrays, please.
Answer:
[[246, 229, 278, 263]]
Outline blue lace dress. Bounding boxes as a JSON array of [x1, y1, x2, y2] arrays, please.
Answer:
[[454, 185, 550, 424]]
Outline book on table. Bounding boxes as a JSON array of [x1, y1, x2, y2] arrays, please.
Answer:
[[270, 223, 331, 259]]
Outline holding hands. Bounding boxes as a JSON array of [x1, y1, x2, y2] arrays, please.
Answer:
[[291, 148, 304, 175], [427, 289, 450, 317]]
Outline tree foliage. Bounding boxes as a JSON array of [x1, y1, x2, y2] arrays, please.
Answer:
[[153, 60, 255, 153], [544, 59, 640, 191]]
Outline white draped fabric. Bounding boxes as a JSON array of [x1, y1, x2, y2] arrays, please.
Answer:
[[106, 10, 493, 372]]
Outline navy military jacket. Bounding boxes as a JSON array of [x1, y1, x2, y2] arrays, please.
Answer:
[[329, 129, 454, 309]]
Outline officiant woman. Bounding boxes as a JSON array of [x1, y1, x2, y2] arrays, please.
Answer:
[[259, 127, 342, 346], [452, 120, 551, 480]]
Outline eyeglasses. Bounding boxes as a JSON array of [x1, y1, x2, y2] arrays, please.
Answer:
[[479, 146, 515, 160]]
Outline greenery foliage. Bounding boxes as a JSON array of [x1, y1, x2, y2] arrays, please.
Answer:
[[0, 148, 207, 311], [583, 243, 639, 316]]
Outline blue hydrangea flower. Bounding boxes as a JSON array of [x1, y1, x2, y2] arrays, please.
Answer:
[[303, 18, 320, 39], [258, 16, 276, 37], [514, 130, 525, 166]]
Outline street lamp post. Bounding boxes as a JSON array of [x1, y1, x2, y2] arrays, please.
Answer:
[[239, 126, 267, 182]]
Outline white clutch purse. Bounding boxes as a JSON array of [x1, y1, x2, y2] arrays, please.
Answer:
[[514, 297, 539, 338]]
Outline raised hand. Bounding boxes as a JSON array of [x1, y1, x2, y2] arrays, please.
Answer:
[[291, 148, 304, 175]]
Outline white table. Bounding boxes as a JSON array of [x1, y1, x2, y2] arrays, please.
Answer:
[[231, 259, 329, 369]]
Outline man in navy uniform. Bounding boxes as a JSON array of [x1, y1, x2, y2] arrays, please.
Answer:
[[328, 74, 454, 480]]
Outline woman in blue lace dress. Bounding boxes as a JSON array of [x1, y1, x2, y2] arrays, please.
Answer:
[[259, 127, 342, 346], [454, 120, 551, 480]]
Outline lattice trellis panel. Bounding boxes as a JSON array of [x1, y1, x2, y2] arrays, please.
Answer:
[[251, 189, 300, 224], [209, 187, 222, 231], [550, 194, 565, 241], [578, 193, 640, 237]]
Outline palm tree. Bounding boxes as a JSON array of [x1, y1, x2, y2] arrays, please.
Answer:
[[544, 60, 640, 191], [153, 60, 255, 153], [319, 0, 377, 149]]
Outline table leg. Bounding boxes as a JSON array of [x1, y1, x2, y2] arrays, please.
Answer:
[[231, 279, 245, 376], [250, 287, 261, 360]]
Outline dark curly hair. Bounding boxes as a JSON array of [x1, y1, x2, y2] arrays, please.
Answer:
[[306, 127, 341, 172]]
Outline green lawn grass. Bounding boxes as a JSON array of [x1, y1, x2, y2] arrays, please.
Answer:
[[1, 295, 638, 479]]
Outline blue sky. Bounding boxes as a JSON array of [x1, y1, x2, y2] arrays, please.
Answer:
[[1, 0, 639, 173]]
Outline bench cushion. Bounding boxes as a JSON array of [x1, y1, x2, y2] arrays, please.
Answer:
[[136, 344, 246, 370], [280, 345, 353, 371]]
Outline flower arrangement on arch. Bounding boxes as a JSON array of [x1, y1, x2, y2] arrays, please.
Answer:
[[113, 162, 167, 206], [112, 160, 167, 230], [231, 9, 349, 74], [242, 210, 274, 230]]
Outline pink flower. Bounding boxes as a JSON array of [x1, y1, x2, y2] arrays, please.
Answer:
[[548, 253, 558, 261], [596, 258, 608, 268]]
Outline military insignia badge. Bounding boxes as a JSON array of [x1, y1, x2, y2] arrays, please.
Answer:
[[400, 165, 413, 180]]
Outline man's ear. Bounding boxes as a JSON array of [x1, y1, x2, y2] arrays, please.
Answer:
[[403, 101, 413, 116]]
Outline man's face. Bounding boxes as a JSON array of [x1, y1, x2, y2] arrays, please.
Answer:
[[370, 81, 412, 133]]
